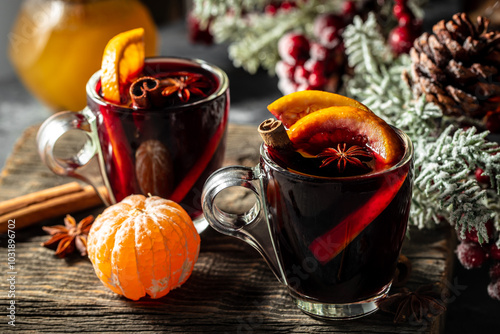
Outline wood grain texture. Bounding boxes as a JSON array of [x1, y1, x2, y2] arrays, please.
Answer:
[[0, 124, 454, 333]]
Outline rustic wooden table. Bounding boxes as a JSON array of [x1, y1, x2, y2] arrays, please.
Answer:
[[0, 124, 454, 333]]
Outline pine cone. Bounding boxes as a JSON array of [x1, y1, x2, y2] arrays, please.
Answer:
[[409, 13, 500, 118]]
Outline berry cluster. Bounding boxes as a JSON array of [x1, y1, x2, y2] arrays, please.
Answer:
[[275, 2, 358, 95], [265, 0, 297, 15], [455, 220, 500, 300], [388, 0, 422, 55]]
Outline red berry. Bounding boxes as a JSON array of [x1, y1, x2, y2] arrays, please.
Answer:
[[294, 65, 309, 84], [487, 279, 500, 300], [310, 42, 328, 60], [475, 167, 490, 185], [460, 220, 495, 244], [398, 13, 413, 27], [388, 26, 415, 55], [490, 244, 500, 261], [308, 72, 327, 88], [278, 32, 310, 65], [393, 4, 406, 20], [265, 4, 278, 16], [304, 59, 325, 74], [461, 229, 479, 243], [484, 220, 495, 240], [281, 1, 297, 11], [275, 60, 295, 81], [485, 111, 500, 133], [320, 27, 341, 49], [313, 14, 344, 39], [490, 262, 500, 280], [342, 1, 357, 16], [456, 242, 487, 269]]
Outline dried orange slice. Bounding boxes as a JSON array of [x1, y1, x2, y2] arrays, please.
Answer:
[[287, 106, 403, 165], [101, 28, 145, 104], [268, 90, 370, 128]]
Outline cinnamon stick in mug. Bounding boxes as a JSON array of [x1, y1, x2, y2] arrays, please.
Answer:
[[258, 118, 293, 150]]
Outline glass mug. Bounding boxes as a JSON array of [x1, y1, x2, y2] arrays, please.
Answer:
[[37, 57, 229, 233], [202, 129, 413, 319]]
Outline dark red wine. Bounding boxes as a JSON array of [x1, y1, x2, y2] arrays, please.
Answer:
[[262, 143, 412, 303], [88, 58, 229, 218]]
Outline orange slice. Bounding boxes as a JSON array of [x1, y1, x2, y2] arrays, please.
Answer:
[[101, 28, 145, 104], [287, 106, 403, 165], [267, 90, 370, 128]]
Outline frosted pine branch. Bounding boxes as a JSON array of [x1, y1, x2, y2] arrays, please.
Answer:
[[413, 126, 500, 243], [224, 10, 311, 73], [192, 0, 270, 25], [191, 0, 343, 74], [342, 13, 500, 244], [343, 13, 393, 72]]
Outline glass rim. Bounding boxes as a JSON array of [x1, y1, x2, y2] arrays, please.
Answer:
[[86, 56, 229, 113], [261, 126, 413, 182]]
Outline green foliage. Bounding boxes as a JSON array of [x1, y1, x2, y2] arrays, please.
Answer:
[[191, 2, 500, 244], [191, 0, 344, 74], [343, 13, 500, 244], [192, 0, 270, 24]]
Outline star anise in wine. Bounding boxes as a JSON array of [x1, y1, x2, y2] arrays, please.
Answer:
[[378, 283, 447, 323], [42, 215, 94, 258], [160, 71, 210, 102], [316, 143, 372, 172]]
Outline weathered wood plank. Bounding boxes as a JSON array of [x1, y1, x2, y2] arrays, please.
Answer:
[[0, 124, 453, 333]]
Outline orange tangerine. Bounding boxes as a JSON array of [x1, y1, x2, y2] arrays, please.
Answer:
[[87, 194, 200, 300], [267, 90, 370, 128], [101, 28, 146, 104]]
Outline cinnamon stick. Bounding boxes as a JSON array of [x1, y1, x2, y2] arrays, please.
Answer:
[[129, 76, 163, 108], [258, 118, 293, 150], [0, 183, 107, 233], [0, 182, 82, 216]]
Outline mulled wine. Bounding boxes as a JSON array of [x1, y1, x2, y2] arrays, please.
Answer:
[[202, 90, 414, 319], [87, 57, 229, 218], [262, 138, 412, 304]]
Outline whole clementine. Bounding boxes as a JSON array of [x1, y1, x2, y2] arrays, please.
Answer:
[[87, 194, 200, 300]]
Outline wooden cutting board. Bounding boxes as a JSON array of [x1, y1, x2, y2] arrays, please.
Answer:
[[0, 124, 454, 333]]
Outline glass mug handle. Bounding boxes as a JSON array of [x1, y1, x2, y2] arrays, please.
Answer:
[[202, 165, 285, 283], [36, 108, 111, 206]]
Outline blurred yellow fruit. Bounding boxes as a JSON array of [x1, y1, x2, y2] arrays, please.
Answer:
[[8, 0, 158, 112]]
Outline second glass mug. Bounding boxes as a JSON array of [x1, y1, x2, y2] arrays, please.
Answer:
[[37, 57, 229, 233], [202, 129, 413, 319]]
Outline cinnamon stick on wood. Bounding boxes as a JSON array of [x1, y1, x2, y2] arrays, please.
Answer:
[[258, 118, 293, 150], [0, 182, 82, 216], [0, 182, 107, 233]]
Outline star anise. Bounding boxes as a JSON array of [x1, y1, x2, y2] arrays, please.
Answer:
[[42, 215, 94, 258], [378, 283, 447, 323], [160, 71, 210, 102], [316, 143, 372, 172]]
